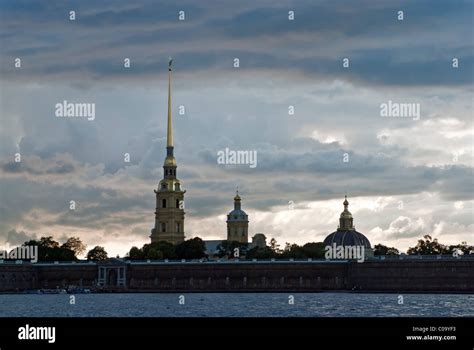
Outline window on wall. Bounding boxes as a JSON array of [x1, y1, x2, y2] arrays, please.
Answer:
[[161, 222, 166, 233], [176, 222, 180, 233], [162, 199, 167, 208], [176, 199, 180, 208]]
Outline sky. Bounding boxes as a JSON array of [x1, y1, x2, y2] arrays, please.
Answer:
[[0, 0, 473, 257]]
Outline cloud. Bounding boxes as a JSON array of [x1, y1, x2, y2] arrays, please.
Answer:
[[0, 1, 472, 256], [1, 0, 472, 86], [1, 229, 37, 247]]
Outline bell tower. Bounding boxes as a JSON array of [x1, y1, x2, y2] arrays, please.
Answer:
[[226, 191, 249, 243], [150, 59, 185, 245]]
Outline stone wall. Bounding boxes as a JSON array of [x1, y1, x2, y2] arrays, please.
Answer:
[[127, 262, 347, 291], [0, 259, 473, 292], [348, 260, 474, 292]]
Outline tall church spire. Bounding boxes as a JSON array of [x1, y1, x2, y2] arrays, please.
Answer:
[[163, 58, 176, 179], [166, 58, 174, 153], [150, 59, 185, 245]]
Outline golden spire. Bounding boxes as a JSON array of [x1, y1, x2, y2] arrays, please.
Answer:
[[339, 195, 354, 230], [167, 57, 173, 148], [234, 190, 241, 210]]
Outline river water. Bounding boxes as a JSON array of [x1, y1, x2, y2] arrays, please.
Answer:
[[0, 293, 472, 317]]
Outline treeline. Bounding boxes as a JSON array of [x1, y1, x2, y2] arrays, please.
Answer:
[[19, 234, 473, 262], [216, 236, 473, 259], [127, 238, 206, 260], [370, 235, 473, 256], [215, 239, 327, 259], [22, 236, 108, 261], [405, 235, 473, 255]]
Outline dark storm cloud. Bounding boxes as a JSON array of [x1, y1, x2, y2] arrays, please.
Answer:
[[0, 229, 37, 246], [207, 0, 471, 37], [2, 159, 75, 175], [192, 140, 474, 207], [0, 0, 472, 86]]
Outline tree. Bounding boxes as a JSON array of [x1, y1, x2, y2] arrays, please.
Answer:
[[246, 246, 278, 259], [269, 238, 281, 253], [61, 237, 87, 257], [146, 247, 164, 260], [374, 244, 400, 256], [39, 236, 60, 249], [216, 240, 247, 258], [175, 238, 206, 259], [23, 236, 75, 262], [280, 243, 306, 258], [87, 246, 108, 261], [446, 242, 474, 255], [143, 241, 176, 259], [407, 235, 448, 255], [302, 242, 326, 259], [278, 242, 326, 259], [128, 246, 144, 260]]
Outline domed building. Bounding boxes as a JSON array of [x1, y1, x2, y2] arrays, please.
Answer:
[[323, 196, 373, 258], [226, 191, 249, 243]]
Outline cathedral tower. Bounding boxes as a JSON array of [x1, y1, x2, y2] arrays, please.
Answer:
[[226, 191, 249, 243], [150, 59, 185, 245]]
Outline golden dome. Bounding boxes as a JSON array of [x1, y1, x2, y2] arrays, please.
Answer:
[[340, 210, 353, 219]]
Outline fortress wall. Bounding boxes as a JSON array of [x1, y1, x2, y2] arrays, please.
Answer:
[[127, 263, 348, 291], [0, 264, 97, 291], [0, 265, 37, 291], [348, 260, 474, 292], [36, 264, 97, 289], [1, 260, 473, 292]]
